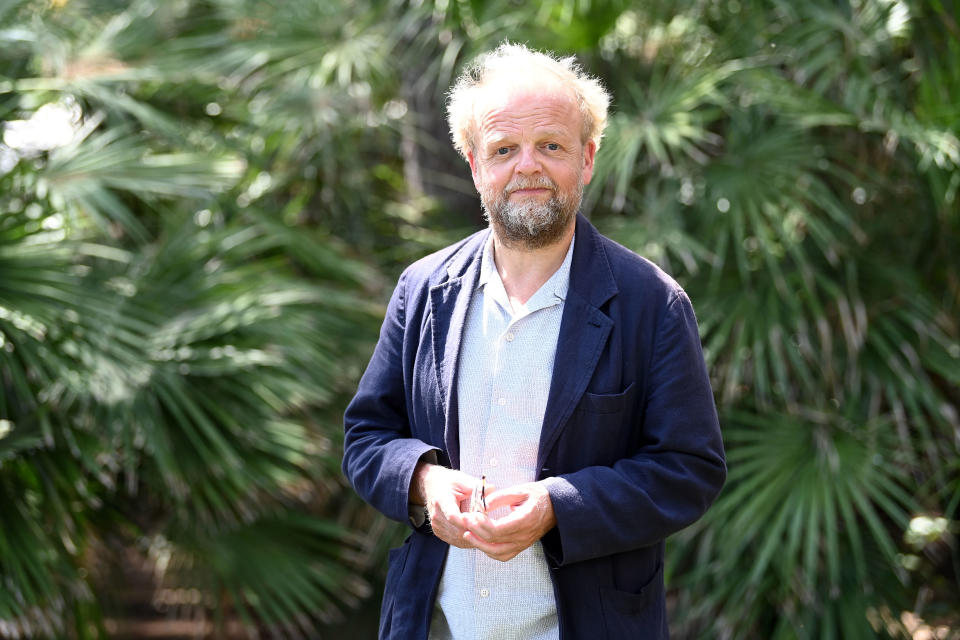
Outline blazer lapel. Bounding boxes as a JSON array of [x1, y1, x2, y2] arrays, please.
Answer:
[[537, 214, 618, 472], [429, 233, 486, 470]]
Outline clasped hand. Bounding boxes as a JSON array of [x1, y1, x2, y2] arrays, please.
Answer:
[[416, 464, 556, 562]]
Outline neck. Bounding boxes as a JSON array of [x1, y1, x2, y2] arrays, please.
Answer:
[[491, 219, 575, 308]]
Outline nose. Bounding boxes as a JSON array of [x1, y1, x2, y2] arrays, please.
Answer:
[[515, 144, 541, 175]]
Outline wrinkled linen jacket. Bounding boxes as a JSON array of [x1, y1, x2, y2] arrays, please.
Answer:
[[342, 213, 726, 639]]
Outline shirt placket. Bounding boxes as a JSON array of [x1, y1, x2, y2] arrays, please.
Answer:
[[472, 297, 517, 623], [458, 235, 571, 640]]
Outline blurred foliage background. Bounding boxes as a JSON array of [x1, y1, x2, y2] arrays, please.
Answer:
[[0, 0, 958, 638]]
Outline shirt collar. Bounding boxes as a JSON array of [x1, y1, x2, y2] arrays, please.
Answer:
[[477, 232, 576, 316]]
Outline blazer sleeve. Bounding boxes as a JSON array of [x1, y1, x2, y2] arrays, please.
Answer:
[[342, 269, 438, 526], [541, 290, 726, 566]]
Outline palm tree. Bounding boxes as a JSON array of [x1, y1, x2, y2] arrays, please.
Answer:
[[1, 0, 957, 638], [379, 0, 960, 637], [1, 0, 410, 636]]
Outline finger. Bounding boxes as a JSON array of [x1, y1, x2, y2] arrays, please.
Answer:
[[463, 512, 529, 543], [449, 529, 474, 549], [434, 493, 464, 519], [441, 531, 473, 549], [483, 488, 532, 512], [446, 510, 470, 529], [449, 470, 489, 492], [484, 505, 536, 530], [432, 495, 474, 533], [451, 509, 492, 532], [448, 504, 491, 529], [462, 531, 522, 561], [431, 514, 474, 546], [450, 480, 479, 499], [466, 493, 551, 541]]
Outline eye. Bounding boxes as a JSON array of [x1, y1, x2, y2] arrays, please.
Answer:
[[546, 143, 560, 151], [496, 147, 510, 155]]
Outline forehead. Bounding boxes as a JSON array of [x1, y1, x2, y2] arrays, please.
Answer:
[[473, 79, 582, 141]]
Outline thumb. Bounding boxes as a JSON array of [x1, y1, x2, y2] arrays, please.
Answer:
[[483, 487, 530, 512]]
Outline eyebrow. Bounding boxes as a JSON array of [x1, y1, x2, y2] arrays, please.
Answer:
[[483, 129, 572, 147], [535, 129, 571, 140]]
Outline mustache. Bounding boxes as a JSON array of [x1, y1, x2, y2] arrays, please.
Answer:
[[505, 175, 556, 194]]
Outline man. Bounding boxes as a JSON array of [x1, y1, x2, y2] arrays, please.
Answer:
[[342, 42, 725, 639]]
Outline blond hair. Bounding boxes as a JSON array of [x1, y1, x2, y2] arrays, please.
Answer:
[[446, 42, 611, 159]]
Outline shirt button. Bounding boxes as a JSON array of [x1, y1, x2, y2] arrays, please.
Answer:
[[489, 458, 499, 467], [505, 332, 515, 342], [497, 397, 506, 406], [479, 588, 490, 598]]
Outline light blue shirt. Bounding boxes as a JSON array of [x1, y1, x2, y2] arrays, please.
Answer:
[[429, 233, 574, 640]]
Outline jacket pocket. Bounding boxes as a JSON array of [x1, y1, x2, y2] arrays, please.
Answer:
[[599, 562, 665, 639], [379, 539, 412, 639], [578, 381, 635, 414]]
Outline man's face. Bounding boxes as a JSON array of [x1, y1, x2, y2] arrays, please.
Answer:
[[467, 82, 597, 249]]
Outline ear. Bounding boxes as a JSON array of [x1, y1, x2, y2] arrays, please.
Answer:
[[581, 139, 597, 185], [466, 148, 482, 191]]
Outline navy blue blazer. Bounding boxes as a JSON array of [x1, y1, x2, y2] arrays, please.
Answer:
[[343, 213, 726, 639]]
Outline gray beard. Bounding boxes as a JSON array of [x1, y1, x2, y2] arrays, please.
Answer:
[[480, 175, 583, 250]]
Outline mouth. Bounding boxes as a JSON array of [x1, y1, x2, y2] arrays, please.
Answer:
[[508, 187, 552, 197]]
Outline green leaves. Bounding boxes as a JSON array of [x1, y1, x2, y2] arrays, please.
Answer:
[[0, 200, 383, 632], [1, 0, 957, 637], [40, 127, 244, 241], [1, 1, 393, 633], [577, 0, 959, 636], [672, 407, 917, 639], [160, 511, 368, 635]]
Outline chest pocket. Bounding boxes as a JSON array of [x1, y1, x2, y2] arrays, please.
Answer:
[[576, 381, 635, 414], [562, 382, 639, 467]]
